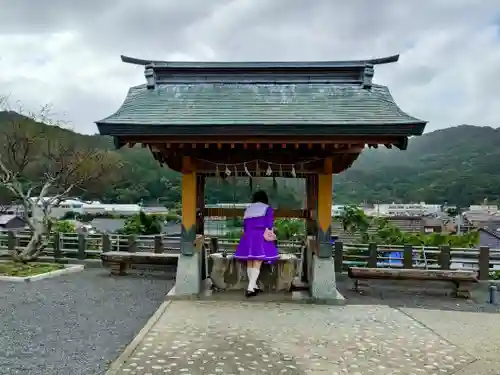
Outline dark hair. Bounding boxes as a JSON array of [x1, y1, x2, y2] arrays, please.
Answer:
[[252, 190, 269, 204]]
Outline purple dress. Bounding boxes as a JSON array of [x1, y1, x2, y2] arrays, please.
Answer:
[[234, 202, 279, 263]]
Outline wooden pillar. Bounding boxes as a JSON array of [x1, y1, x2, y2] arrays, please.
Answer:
[[196, 174, 205, 235], [305, 174, 318, 236], [316, 158, 333, 258], [181, 157, 197, 256]]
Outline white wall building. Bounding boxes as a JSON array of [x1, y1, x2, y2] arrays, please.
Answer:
[[331, 205, 345, 216], [81, 203, 142, 215], [27, 197, 146, 218], [468, 205, 498, 215], [372, 202, 442, 217]]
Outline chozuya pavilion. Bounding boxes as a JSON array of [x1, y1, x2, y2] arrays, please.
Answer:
[[96, 54, 426, 303]]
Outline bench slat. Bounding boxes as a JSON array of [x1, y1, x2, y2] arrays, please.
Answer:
[[101, 251, 179, 266], [348, 267, 478, 282]]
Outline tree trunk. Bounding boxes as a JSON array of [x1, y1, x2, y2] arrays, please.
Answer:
[[17, 231, 46, 262], [13, 204, 50, 263]]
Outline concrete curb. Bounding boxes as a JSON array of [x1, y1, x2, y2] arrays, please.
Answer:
[[0, 264, 84, 282], [105, 300, 172, 375]]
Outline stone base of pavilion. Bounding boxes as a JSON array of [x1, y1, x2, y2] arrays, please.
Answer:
[[167, 286, 345, 305], [166, 251, 346, 305]]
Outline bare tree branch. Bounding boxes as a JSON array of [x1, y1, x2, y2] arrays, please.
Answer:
[[0, 96, 121, 262]]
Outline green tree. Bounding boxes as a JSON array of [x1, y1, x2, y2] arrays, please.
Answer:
[[337, 204, 370, 241], [53, 220, 76, 233], [120, 212, 163, 235], [336, 205, 479, 248], [274, 219, 305, 240]]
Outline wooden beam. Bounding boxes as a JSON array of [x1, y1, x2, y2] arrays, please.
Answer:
[[323, 157, 333, 174], [181, 156, 194, 173], [119, 135, 405, 144], [196, 175, 205, 235], [203, 208, 310, 219], [305, 175, 318, 235]]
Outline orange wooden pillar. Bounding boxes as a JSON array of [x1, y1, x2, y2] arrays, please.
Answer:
[[316, 158, 333, 258], [174, 156, 203, 296], [180, 157, 197, 256]]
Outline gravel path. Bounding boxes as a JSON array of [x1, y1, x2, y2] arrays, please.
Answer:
[[0, 267, 175, 375]]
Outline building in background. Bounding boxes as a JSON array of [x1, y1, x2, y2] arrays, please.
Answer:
[[371, 202, 442, 217], [0, 215, 26, 231]]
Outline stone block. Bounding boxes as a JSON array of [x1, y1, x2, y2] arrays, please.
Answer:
[[174, 252, 202, 296], [209, 253, 298, 292], [309, 255, 345, 303]]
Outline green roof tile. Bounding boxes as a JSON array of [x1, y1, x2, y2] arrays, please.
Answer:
[[96, 55, 427, 138], [98, 83, 422, 125]]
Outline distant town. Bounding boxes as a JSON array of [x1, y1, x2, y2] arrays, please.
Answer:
[[1, 199, 499, 250]]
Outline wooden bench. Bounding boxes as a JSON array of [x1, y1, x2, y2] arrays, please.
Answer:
[[347, 267, 478, 298], [101, 251, 179, 276]]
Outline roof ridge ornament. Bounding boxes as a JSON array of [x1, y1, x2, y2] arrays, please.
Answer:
[[145, 66, 156, 90], [362, 64, 374, 88]]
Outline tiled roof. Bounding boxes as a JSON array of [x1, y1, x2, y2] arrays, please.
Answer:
[[98, 83, 423, 129], [97, 55, 427, 138]]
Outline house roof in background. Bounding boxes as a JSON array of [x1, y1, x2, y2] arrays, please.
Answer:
[[0, 215, 23, 225], [479, 227, 500, 240]]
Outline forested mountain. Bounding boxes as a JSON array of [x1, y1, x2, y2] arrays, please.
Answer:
[[335, 125, 500, 206], [0, 111, 302, 208], [0, 111, 498, 207]]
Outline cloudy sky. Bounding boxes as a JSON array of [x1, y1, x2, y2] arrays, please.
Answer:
[[0, 0, 499, 134]]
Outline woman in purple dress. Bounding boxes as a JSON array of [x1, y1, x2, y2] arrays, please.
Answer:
[[234, 190, 279, 297]]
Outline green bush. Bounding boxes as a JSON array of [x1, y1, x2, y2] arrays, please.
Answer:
[[118, 212, 163, 235], [53, 220, 76, 233]]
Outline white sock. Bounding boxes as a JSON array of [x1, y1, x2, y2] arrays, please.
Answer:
[[247, 267, 254, 291], [251, 268, 261, 290]]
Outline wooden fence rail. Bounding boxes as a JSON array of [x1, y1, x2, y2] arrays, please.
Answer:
[[333, 242, 498, 281], [0, 232, 498, 280], [0, 232, 183, 262]]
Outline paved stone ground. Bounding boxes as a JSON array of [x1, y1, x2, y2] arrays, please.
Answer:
[[116, 301, 475, 374], [0, 267, 174, 375], [336, 276, 500, 313], [401, 308, 500, 374]]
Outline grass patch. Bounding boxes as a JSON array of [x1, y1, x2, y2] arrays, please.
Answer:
[[0, 262, 65, 277]]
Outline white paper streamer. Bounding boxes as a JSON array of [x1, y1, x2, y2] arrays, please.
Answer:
[[266, 164, 273, 176], [244, 162, 252, 177]]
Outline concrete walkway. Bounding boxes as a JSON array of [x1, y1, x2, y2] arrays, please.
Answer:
[[104, 300, 499, 375], [401, 308, 500, 374]]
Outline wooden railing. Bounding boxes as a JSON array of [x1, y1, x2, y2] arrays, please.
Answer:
[[0, 231, 498, 280], [333, 242, 499, 281], [0, 231, 182, 262], [208, 237, 303, 254]]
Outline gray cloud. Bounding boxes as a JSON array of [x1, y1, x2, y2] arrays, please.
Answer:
[[0, 0, 499, 133]]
